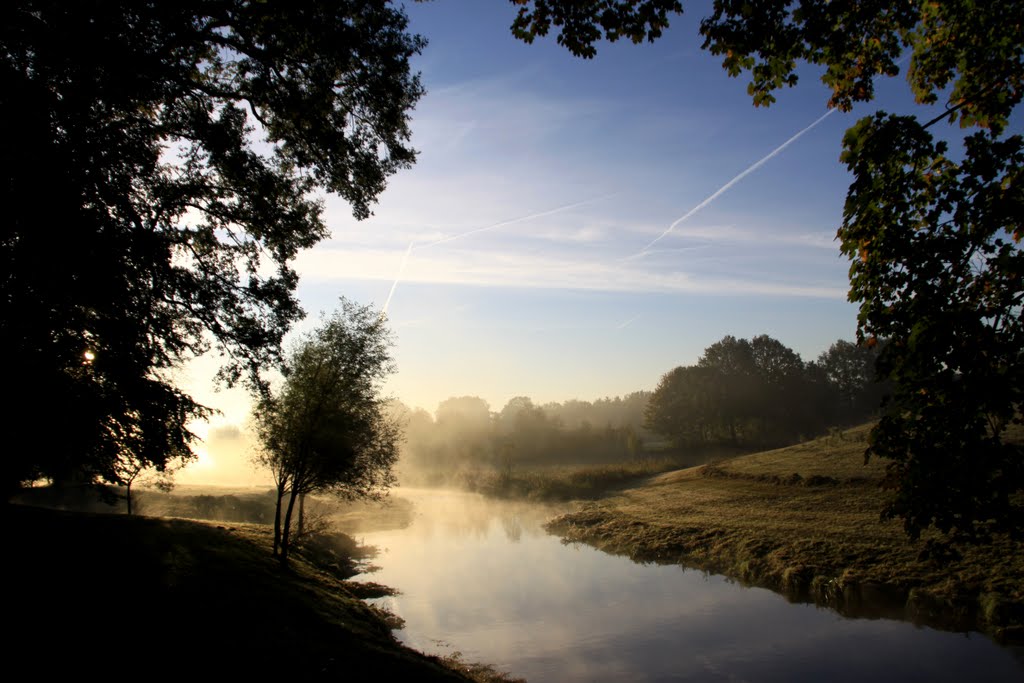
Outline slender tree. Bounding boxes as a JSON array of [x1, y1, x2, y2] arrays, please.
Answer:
[[253, 299, 400, 563]]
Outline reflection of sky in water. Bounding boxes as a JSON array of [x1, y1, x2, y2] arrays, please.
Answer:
[[356, 489, 1024, 683]]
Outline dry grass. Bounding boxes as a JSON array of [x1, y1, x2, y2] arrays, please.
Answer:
[[128, 486, 416, 533], [546, 423, 1024, 643], [439, 653, 527, 683], [459, 459, 685, 502]]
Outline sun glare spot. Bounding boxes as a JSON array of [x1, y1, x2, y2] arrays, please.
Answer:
[[83, 350, 95, 362], [191, 448, 215, 470]]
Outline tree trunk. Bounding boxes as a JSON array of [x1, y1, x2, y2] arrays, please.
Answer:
[[273, 480, 285, 557], [297, 492, 305, 541], [280, 487, 299, 565], [125, 482, 133, 516]]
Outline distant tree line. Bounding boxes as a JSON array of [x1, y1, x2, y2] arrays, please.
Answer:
[[645, 335, 888, 451], [394, 336, 886, 482], [393, 392, 653, 482]]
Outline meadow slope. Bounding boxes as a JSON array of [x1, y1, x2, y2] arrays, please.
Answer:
[[546, 424, 1024, 642]]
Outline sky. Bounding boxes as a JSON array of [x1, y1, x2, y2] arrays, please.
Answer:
[[176, 0, 952, 485]]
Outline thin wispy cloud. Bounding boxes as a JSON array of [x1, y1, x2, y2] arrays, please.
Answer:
[[412, 68, 610, 157], [635, 244, 714, 257], [631, 109, 838, 259], [298, 244, 847, 299], [660, 224, 839, 249], [527, 224, 610, 244]]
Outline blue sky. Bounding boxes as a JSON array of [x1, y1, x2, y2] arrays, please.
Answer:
[[178, 1, 956, 483]]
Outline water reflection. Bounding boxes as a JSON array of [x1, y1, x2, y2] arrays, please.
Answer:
[[355, 488, 1024, 682]]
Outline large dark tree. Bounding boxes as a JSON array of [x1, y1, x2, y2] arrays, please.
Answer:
[[648, 334, 827, 449], [645, 364, 725, 448], [511, 0, 1024, 542], [840, 118, 1023, 542], [1, 2, 424, 495], [697, 336, 759, 444]]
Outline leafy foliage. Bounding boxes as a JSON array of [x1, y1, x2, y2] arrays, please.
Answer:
[[840, 116, 1023, 540], [0, 1, 424, 494], [698, 1, 1022, 128], [508, 0, 683, 59], [511, 0, 1022, 123], [254, 298, 400, 562], [816, 339, 890, 419], [644, 365, 725, 447], [644, 335, 884, 450]]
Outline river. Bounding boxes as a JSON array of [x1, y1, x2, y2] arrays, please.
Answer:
[[354, 488, 1024, 682]]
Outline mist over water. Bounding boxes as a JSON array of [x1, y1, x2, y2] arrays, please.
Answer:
[[355, 489, 1024, 683]]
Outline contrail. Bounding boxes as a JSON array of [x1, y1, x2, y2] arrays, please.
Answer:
[[379, 240, 414, 319], [632, 108, 837, 258], [417, 192, 618, 251], [379, 193, 618, 318], [616, 313, 642, 330]]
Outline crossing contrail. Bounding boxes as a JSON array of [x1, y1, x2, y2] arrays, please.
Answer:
[[416, 193, 618, 250], [631, 108, 837, 258], [379, 192, 617, 317], [379, 240, 414, 319]]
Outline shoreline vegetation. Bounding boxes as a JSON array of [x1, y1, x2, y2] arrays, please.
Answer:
[[7, 504, 522, 682], [453, 458, 694, 502], [539, 424, 1024, 644]]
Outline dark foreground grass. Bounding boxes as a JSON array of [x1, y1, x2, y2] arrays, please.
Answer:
[[6, 504, 521, 681], [545, 424, 1024, 643]]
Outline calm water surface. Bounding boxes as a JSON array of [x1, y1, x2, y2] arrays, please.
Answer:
[[355, 488, 1024, 682]]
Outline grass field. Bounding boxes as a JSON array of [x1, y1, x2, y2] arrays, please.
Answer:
[[456, 458, 688, 501], [545, 424, 1024, 643]]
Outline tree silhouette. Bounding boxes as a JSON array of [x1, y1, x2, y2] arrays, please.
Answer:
[[253, 299, 399, 564], [646, 335, 882, 450], [645, 365, 723, 448], [1, 1, 424, 496], [816, 339, 888, 423]]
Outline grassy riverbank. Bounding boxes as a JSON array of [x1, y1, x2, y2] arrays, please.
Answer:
[[545, 424, 1024, 643], [6, 504, 520, 681], [455, 458, 694, 502], [15, 483, 417, 533]]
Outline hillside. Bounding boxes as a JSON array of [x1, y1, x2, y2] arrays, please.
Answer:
[[546, 424, 1024, 642], [5, 504, 494, 680]]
